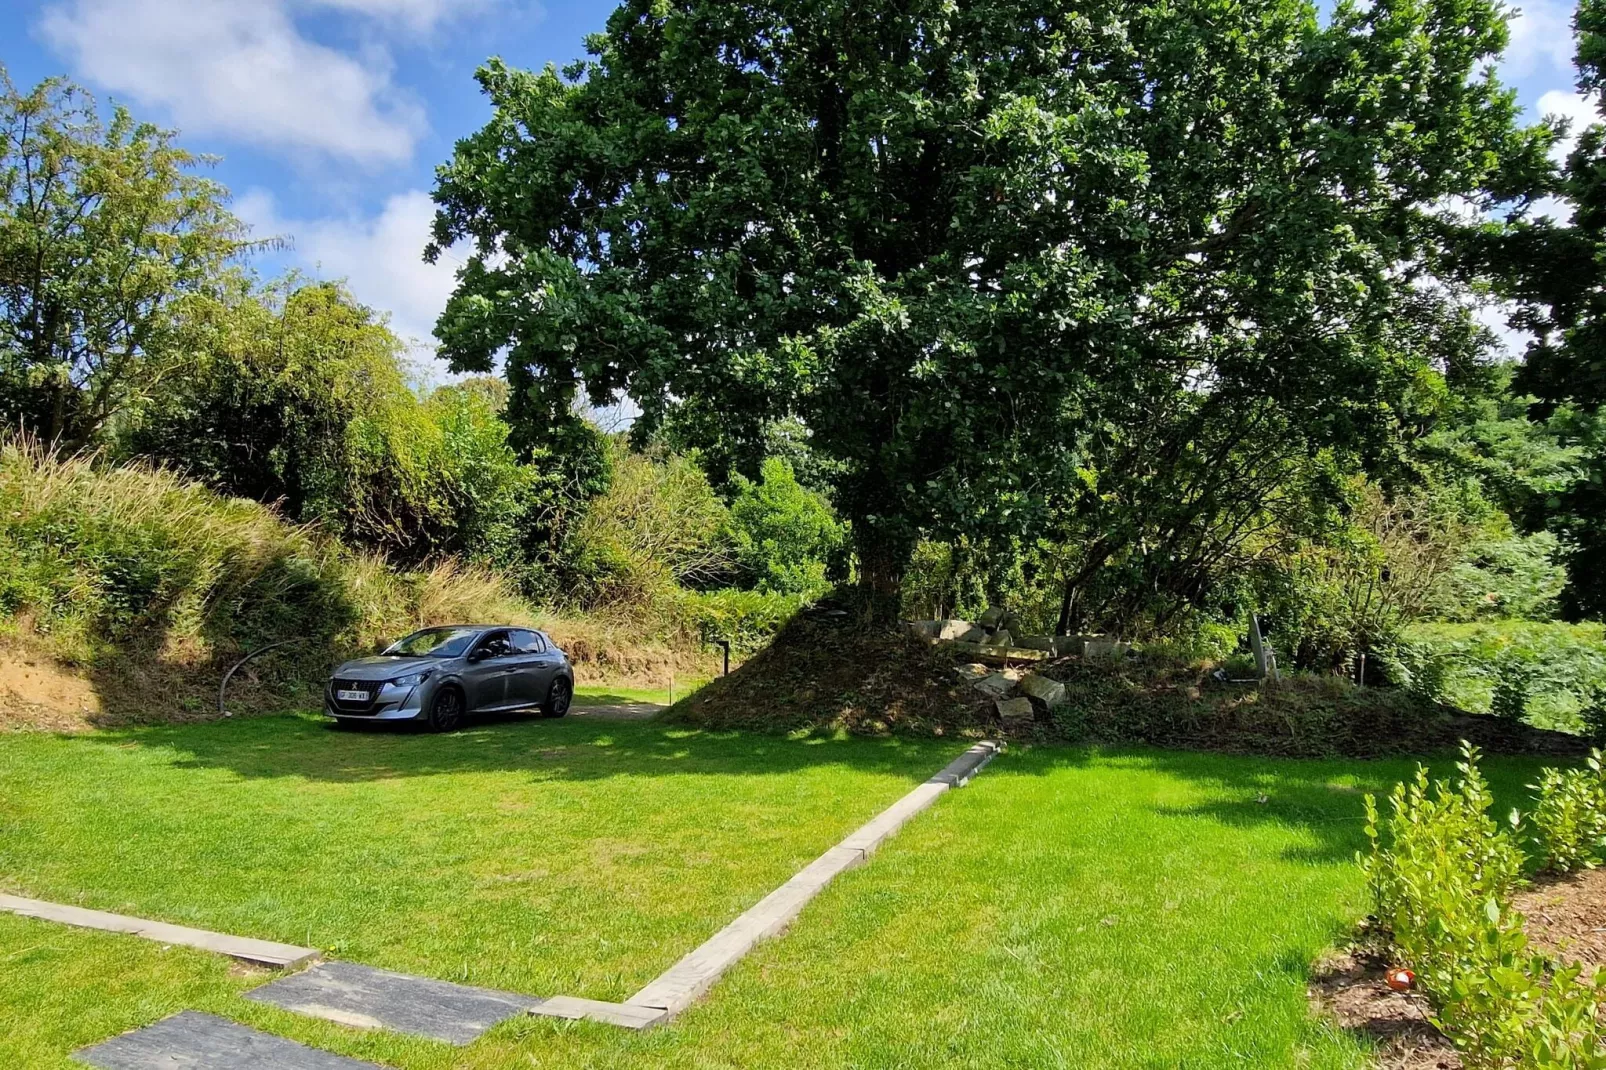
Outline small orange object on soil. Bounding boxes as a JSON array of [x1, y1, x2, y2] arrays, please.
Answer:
[[1385, 968, 1415, 992]]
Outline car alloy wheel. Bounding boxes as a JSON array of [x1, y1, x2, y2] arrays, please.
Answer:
[[430, 687, 464, 732], [543, 677, 572, 718]]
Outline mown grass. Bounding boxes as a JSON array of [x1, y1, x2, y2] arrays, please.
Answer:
[[0, 715, 1558, 1068]]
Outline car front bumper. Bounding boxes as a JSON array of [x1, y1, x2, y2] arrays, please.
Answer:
[[324, 681, 429, 721]]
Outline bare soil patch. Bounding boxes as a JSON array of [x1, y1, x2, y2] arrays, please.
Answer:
[[1514, 866, 1606, 966], [1309, 947, 1459, 1069]]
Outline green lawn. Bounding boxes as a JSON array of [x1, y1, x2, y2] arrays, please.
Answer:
[[0, 713, 1557, 1068]]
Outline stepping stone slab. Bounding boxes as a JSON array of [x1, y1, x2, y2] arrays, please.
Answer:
[[246, 961, 539, 1045], [74, 1010, 382, 1069]]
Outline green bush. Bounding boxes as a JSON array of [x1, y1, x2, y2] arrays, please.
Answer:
[[1395, 622, 1606, 732], [682, 588, 805, 654], [1363, 744, 1526, 978], [726, 458, 843, 597], [1364, 744, 1606, 1067], [1529, 753, 1606, 874], [0, 438, 537, 666]]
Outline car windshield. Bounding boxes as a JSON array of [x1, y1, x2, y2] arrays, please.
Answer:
[[382, 627, 481, 658]]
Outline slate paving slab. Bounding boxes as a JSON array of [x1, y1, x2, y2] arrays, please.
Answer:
[[73, 1010, 382, 1069], [246, 960, 540, 1045]]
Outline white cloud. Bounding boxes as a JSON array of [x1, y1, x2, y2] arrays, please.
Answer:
[[239, 188, 463, 363], [37, 0, 484, 165], [1504, 0, 1576, 78], [312, 0, 490, 32], [1538, 88, 1601, 162]]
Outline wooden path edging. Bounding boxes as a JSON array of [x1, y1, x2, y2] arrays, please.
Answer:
[[0, 894, 320, 969], [531, 739, 1003, 1029]]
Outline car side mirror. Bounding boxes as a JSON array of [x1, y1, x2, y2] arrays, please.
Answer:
[[465, 649, 485, 663]]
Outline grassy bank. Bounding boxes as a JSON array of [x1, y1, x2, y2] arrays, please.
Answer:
[[0, 712, 1562, 1067], [0, 441, 714, 725]]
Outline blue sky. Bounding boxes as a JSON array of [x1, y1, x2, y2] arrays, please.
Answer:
[[0, 0, 1595, 371]]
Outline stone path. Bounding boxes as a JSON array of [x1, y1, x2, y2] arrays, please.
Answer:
[[54, 737, 1001, 1063], [74, 1011, 382, 1069], [246, 961, 540, 1045]]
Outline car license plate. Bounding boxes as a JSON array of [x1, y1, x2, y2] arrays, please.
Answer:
[[336, 689, 370, 702]]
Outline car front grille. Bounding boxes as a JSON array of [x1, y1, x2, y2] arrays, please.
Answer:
[[329, 678, 379, 713]]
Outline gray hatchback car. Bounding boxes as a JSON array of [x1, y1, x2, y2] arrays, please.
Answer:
[[325, 625, 575, 731]]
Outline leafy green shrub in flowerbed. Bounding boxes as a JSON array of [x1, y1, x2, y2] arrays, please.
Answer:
[[1363, 744, 1606, 1066], [1391, 623, 1606, 733]]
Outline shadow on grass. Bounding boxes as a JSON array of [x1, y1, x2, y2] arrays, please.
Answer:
[[78, 711, 968, 786], [990, 744, 1558, 867], [70, 717, 1561, 869]]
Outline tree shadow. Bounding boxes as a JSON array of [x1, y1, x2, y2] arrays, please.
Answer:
[[77, 711, 973, 785], [992, 744, 1558, 867]]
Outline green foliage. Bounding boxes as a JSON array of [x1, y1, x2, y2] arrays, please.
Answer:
[[0, 69, 250, 449], [1491, 662, 1534, 722], [429, 0, 1548, 619], [121, 279, 561, 568], [1362, 745, 1606, 1068], [726, 458, 843, 597], [1395, 622, 1606, 732], [681, 587, 805, 654], [0, 437, 537, 671], [566, 445, 733, 609], [1528, 753, 1606, 874]]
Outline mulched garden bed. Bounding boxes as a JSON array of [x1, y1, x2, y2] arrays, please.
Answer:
[[1311, 868, 1606, 1068]]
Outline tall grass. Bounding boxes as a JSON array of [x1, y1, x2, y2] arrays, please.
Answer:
[[0, 439, 716, 715], [0, 440, 525, 670]]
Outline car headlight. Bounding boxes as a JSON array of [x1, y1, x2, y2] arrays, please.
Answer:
[[387, 671, 431, 689]]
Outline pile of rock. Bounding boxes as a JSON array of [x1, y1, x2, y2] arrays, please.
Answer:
[[907, 606, 1130, 659], [954, 662, 1067, 726]]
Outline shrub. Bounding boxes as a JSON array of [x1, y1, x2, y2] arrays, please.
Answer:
[[726, 458, 843, 597], [1491, 663, 1533, 722], [1364, 744, 1606, 1067], [1529, 752, 1606, 874], [1363, 743, 1525, 980], [1397, 622, 1606, 733], [681, 588, 805, 654]]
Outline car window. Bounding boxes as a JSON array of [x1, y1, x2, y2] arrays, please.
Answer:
[[476, 631, 513, 658], [510, 629, 545, 654], [383, 627, 480, 657]]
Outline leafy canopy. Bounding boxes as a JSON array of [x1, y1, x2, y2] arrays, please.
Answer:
[[430, 0, 1548, 617]]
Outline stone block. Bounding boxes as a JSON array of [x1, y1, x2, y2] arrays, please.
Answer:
[[938, 619, 985, 642], [971, 672, 1015, 698], [245, 961, 539, 1045], [905, 620, 941, 640], [978, 605, 1006, 629], [1019, 673, 1066, 709], [954, 662, 991, 682], [995, 696, 1034, 723], [74, 1011, 382, 1069], [1083, 640, 1131, 659], [980, 629, 1013, 648], [1015, 635, 1056, 652]]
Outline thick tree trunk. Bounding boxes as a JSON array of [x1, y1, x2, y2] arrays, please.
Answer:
[[851, 520, 911, 627]]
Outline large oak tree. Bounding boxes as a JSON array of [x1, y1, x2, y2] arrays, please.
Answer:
[[429, 0, 1547, 620]]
